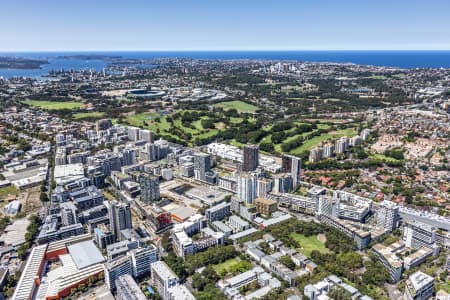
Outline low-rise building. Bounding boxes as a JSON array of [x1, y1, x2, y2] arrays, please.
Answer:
[[255, 197, 278, 216]]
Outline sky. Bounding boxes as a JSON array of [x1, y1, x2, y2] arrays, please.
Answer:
[[1, 0, 449, 51]]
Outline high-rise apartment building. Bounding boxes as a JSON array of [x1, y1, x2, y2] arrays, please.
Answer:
[[193, 152, 211, 182], [256, 177, 272, 198], [281, 154, 301, 188], [151, 261, 179, 300], [139, 173, 160, 203], [403, 221, 438, 250], [139, 129, 154, 143], [376, 201, 399, 232], [109, 201, 132, 241], [309, 147, 322, 163], [127, 127, 140, 141], [236, 172, 257, 204], [242, 144, 259, 172], [322, 143, 334, 158], [335, 137, 349, 154], [273, 173, 293, 193], [105, 256, 133, 290]]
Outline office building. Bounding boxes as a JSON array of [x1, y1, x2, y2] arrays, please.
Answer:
[[282, 154, 301, 188], [139, 173, 160, 203], [376, 201, 399, 232], [243, 144, 259, 172], [150, 261, 179, 300], [404, 271, 434, 300], [109, 201, 132, 241]]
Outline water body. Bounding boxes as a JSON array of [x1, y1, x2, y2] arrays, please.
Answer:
[[1, 51, 450, 79]]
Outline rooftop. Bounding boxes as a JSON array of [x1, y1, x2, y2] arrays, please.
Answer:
[[67, 240, 105, 269], [408, 271, 434, 292]]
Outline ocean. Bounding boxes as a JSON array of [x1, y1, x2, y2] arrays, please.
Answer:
[[1, 51, 450, 79]]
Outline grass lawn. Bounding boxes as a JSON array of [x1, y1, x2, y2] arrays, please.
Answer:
[[103, 190, 115, 201], [369, 75, 387, 80], [214, 100, 259, 113], [174, 119, 199, 134], [0, 185, 19, 200], [73, 112, 105, 119], [126, 113, 172, 132], [212, 258, 240, 273], [23, 100, 84, 110], [229, 139, 244, 148], [436, 283, 450, 293], [230, 117, 244, 124], [126, 112, 159, 125], [290, 128, 357, 155], [369, 154, 401, 163], [291, 233, 330, 257]]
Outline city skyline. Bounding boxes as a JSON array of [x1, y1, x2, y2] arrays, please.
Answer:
[[1, 0, 450, 51]]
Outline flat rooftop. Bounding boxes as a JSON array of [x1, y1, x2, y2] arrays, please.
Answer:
[[68, 240, 105, 269]]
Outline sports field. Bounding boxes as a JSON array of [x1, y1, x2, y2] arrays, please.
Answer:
[[23, 100, 84, 110], [214, 100, 259, 113], [291, 233, 330, 257], [211, 258, 240, 273], [73, 112, 105, 119]]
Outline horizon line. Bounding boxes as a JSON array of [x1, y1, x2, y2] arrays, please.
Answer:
[[1, 49, 450, 53]]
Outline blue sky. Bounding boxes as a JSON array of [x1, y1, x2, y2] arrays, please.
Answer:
[[1, 0, 449, 51]]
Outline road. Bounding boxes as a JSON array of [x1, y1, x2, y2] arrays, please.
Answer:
[[385, 283, 403, 300]]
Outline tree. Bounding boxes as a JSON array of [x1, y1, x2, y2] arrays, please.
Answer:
[[40, 192, 49, 202], [259, 142, 274, 153], [328, 285, 353, 300], [163, 253, 187, 280], [362, 259, 390, 285], [279, 255, 296, 270]]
